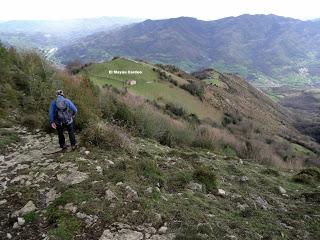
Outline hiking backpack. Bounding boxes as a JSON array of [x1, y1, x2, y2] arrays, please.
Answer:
[[55, 98, 73, 124]]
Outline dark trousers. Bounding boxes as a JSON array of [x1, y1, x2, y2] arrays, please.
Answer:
[[56, 122, 76, 148]]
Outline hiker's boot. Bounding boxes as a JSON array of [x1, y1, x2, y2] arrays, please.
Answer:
[[61, 145, 68, 152]]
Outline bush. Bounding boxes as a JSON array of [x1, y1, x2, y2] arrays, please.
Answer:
[[193, 125, 244, 156], [193, 166, 217, 193], [193, 125, 215, 150], [136, 159, 164, 186], [222, 112, 241, 127], [81, 122, 131, 151], [20, 114, 42, 129], [165, 102, 186, 117], [114, 103, 135, 127], [61, 75, 101, 130], [166, 170, 193, 192], [293, 168, 320, 184], [181, 81, 205, 99]]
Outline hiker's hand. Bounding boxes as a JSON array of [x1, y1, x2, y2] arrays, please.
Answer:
[[51, 123, 56, 129]]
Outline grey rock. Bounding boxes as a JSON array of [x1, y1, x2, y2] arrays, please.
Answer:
[[46, 188, 61, 206], [0, 199, 7, 205], [106, 160, 115, 166], [158, 226, 168, 234], [188, 182, 202, 192], [13, 222, 19, 229], [144, 187, 153, 194], [76, 212, 98, 227], [64, 203, 77, 213], [187, 181, 203, 192], [278, 186, 286, 194], [10, 175, 32, 184], [105, 189, 118, 201], [99, 229, 143, 240], [116, 182, 124, 186], [236, 202, 249, 211], [13, 200, 36, 217], [240, 176, 249, 182], [217, 189, 226, 196], [79, 147, 86, 153], [17, 217, 25, 226], [6, 233, 12, 239], [255, 196, 268, 210], [149, 234, 175, 240], [96, 166, 103, 175], [126, 186, 139, 201], [57, 170, 88, 185]]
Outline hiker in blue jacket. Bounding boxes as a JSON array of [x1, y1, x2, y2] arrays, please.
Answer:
[[49, 90, 78, 150]]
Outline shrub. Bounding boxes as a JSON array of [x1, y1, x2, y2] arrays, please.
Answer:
[[181, 81, 205, 99], [166, 170, 193, 192], [81, 122, 131, 151], [114, 103, 135, 127], [193, 125, 244, 155], [61, 75, 101, 130], [222, 112, 241, 127], [20, 114, 42, 129], [193, 125, 215, 150], [136, 159, 164, 186], [261, 168, 280, 176], [193, 165, 217, 193], [293, 168, 320, 184], [0, 129, 20, 153], [165, 102, 186, 117]]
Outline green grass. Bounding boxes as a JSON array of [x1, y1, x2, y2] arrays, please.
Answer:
[[84, 58, 219, 120], [0, 128, 21, 152], [38, 136, 320, 239], [23, 211, 39, 223], [203, 71, 221, 87], [48, 216, 81, 240]]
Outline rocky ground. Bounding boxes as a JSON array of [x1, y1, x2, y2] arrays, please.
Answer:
[[0, 127, 319, 240]]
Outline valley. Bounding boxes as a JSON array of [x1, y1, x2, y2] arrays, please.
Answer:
[[0, 11, 320, 240]]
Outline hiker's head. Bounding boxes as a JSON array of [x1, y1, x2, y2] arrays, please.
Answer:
[[56, 89, 64, 97]]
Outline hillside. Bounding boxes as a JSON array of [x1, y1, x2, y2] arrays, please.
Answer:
[[0, 126, 320, 239], [81, 58, 320, 156], [56, 14, 320, 88], [1, 43, 320, 240]]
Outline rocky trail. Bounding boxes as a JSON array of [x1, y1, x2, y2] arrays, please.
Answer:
[[0, 127, 175, 240], [0, 127, 319, 240]]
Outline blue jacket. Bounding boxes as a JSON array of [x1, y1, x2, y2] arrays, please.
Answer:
[[49, 95, 78, 124]]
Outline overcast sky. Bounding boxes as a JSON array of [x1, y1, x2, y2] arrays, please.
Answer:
[[0, 0, 319, 21]]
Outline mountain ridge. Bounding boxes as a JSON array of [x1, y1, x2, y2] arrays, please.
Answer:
[[56, 14, 320, 87]]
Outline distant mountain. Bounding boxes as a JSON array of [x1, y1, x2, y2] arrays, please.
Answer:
[[0, 17, 142, 49], [56, 14, 320, 87]]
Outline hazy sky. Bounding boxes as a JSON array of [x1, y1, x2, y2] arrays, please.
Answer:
[[0, 0, 319, 21]]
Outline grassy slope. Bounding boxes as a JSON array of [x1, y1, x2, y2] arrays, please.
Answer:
[[1, 127, 318, 240], [0, 126, 320, 240], [85, 58, 220, 120], [85, 59, 320, 155]]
